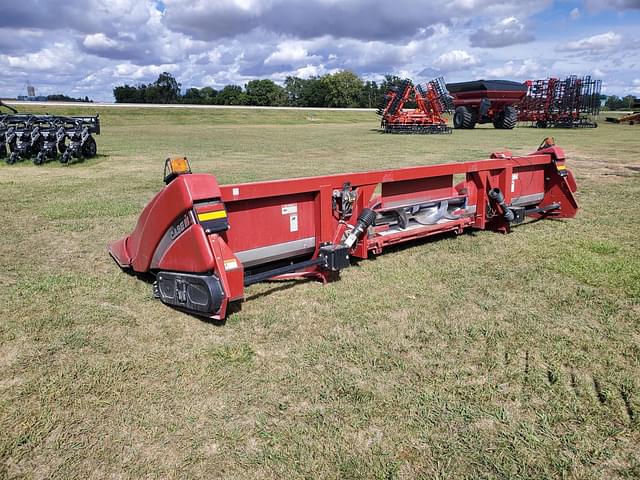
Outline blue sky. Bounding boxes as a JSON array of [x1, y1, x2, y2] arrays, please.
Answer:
[[1, 0, 638, 101]]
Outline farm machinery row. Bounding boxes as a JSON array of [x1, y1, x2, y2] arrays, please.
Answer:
[[377, 75, 602, 132], [0, 105, 100, 165]]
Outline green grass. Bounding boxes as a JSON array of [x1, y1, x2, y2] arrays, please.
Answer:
[[1, 106, 639, 479]]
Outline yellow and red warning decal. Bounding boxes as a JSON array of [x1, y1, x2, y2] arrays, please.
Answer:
[[194, 201, 229, 233]]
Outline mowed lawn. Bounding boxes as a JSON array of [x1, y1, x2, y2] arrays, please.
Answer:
[[0, 106, 639, 479]]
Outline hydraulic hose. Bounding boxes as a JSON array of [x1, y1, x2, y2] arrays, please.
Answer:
[[343, 208, 376, 248], [488, 188, 515, 223]]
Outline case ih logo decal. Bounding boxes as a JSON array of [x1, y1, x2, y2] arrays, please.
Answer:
[[170, 215, 191, 240]]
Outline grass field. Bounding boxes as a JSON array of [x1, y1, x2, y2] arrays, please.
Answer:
[[1, 106, 639, 479]]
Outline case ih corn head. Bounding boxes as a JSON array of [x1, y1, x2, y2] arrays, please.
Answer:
[[0, 110, 100, 164], [377, 78, 453, 133], [110, 139, 578, 320], [518, 76, 601, 128], [447, 80, 527, 129]]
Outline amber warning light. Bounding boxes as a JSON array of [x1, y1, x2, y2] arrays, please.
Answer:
[[164, 157, 191, 184]]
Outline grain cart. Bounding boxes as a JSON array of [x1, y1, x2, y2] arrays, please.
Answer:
[[109, 139, 578, 320], [447, 80, 528, 129], [377, 78, 453, 133]]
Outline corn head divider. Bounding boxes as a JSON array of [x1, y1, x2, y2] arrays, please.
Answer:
[[109, 141, 578, 320]]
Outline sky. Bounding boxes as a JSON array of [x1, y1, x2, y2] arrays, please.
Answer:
[[1, 0, 639, 102]]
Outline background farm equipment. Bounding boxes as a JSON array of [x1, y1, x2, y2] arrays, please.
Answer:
[[0, 99, 18, 114], [518, 76, 602, 128], [110, 140, 578, 320], [377, 78, 453, 134], [0, 112, 100, 164], [447, 80, 527, 129], [605, 97, 640, 125]]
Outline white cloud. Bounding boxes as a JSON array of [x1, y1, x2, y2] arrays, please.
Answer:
[[294, 64, 328, 77], [0, 0, 638, 101], [264, 43, 319, 65], [469, 17, 534, 48], [485, 59, 544, 79], [433, 50, 479, 71], [557, 31, 622, 52], [83, 33, 118, 49], [0, 43, 77, 73], [114, 63, 178, 80], [570, 7, 580, 19]]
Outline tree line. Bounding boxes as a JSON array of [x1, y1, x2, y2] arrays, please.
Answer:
[[113, 71, 405, 108], [113, 71, 638, 110], [604, 95, 639, 111]]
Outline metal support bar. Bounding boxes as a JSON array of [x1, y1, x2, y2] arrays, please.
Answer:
[[244, 257, 326, 286], [525, 203, 560, 215]]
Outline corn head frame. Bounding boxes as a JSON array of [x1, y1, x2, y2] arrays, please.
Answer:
[[110, 140, 578, 320]]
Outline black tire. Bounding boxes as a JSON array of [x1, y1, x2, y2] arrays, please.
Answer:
[[60, 150, 71, 164], [453, 106, 475, 129], [0, 143, 6, 158], [82, 136, 97, 158], [7, 152, 18, 164], [34, 151, 45, 165], [29, 138, 44, 157], [493, 106, 518, 129], [57, 140, 67, 153], [502, 106, 517, 129]]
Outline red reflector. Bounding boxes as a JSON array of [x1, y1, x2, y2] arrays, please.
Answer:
[[195, 202, 225, 214]]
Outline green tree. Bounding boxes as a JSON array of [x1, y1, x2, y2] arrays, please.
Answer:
[[301, 77, 330, 107], [380, 75, 405, 92], [359, 80, 380, 108], [150, 72, 181, 103], [245, 79, 287, 106], [605, 95, 623, 110], [113, 84, 147, 103], [321, 71, 363, 107], [183, 87, 204, 104], [284, 76, 306, 106], [200, 86, 218, 104], [215, 85, 248, 105], [621, 95, 636, 110]]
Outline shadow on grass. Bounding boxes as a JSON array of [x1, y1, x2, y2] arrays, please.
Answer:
[[115, 213, 572, 326], [244, 278, 314, 302], [0, 153, 109, 168]]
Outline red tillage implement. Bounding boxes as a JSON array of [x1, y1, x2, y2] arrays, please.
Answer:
[[377, 78, 453, 134], [518, 76, 601, 128], [110, 139, 578, 320]]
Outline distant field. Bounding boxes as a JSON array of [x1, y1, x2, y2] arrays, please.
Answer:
[[1, 106, 639, 479]]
